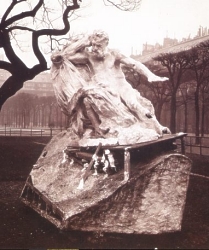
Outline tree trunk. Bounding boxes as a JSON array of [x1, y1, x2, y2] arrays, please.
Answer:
[[184, 102, 188, 133], [194, 87, 200, 144], [170, 94, 177, 133], [155, 102, 163, 122], [201, 101, 205, 137], [0, 65, 47, 110], [0, 77, 24, 110]]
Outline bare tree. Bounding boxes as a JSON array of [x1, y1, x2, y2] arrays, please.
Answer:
[[141, 63, 171, 122], [177, 81, 194, 132], [145, 81, 170, 122], [123, 62, 171, 123], [122, 66, 142, 89], [0, 0, 80, 110], [154, 51, 190, 133], [0, 0, 142, 111], [103, 0, 142, 11], [200, 80, 209, 136], [187, 43, 209, 140]]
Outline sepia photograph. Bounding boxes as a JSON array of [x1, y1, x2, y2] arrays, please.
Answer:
[[0, 0, 209, 249]]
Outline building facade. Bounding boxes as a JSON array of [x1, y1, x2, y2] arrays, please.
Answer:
[[0, 69, 54, 97]]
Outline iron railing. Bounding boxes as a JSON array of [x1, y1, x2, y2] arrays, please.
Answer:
[[184, 136, 209, 156], [0, 127, 63, 137], [0, 127, 208, 156]]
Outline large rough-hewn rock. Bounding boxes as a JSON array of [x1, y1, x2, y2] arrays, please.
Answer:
[[20, 131, 191, 234], [68, 153, 191, 234]]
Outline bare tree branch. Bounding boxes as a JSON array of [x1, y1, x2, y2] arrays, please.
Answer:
[[0, 0, 140, 109], [103, 0, 141, 11], [31, 1, 80, 66], [0, 0, 43, 29], [0, 0, 81, 109]]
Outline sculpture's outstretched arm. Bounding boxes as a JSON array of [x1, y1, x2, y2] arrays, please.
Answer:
[[119, 54, 169, 82]]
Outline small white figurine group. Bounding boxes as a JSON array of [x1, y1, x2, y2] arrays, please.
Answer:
[[77, 148, 116, 189], [92, 149, 116, 178]]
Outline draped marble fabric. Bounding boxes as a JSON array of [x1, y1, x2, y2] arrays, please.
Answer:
[[50, 44, 163, 145]]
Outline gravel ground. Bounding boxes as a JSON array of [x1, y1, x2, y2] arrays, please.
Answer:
[[0, 137, 209, 249]]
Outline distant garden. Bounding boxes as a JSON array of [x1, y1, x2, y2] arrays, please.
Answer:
[[0, 93, 68, 129]]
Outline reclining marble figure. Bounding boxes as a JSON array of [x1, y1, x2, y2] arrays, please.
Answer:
[[51, 30, 170, 145], [19, 31, 191, 235]]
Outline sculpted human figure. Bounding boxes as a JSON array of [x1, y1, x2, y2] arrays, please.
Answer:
[[51, 30, 170, 141]]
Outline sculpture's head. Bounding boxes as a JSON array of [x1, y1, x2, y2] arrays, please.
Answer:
[[90, 30, 109, 59], [90, 30, 109, 44]]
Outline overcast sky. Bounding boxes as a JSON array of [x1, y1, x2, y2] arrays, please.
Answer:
[[71, 0, 209, 55], [1, 0, 209, 66]]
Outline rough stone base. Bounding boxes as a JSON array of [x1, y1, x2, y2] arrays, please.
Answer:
[[64, 153, 191, 234], [20, 131, 192, 234]]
